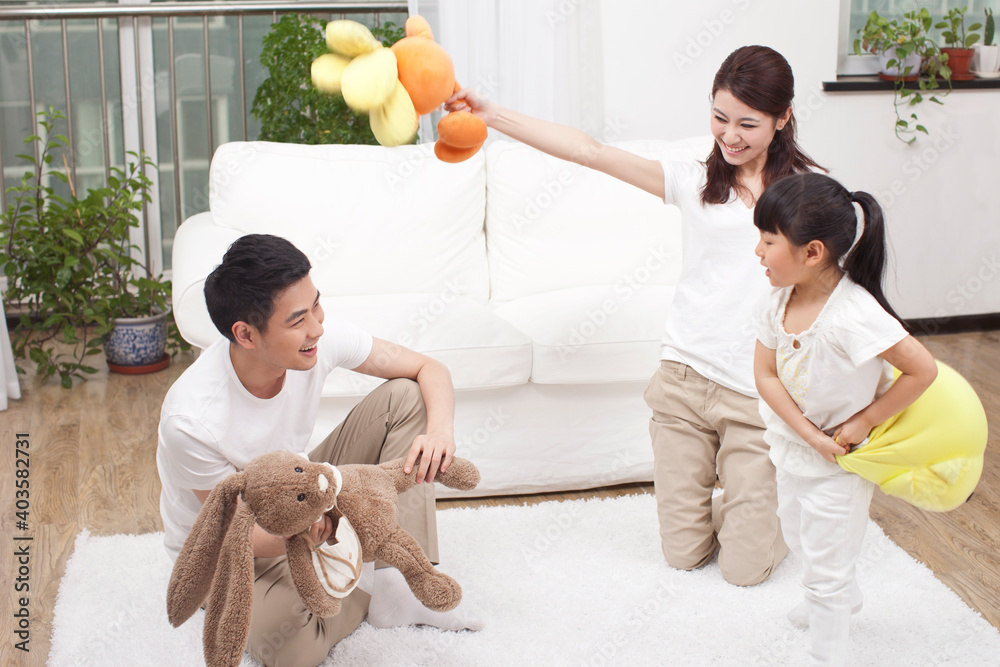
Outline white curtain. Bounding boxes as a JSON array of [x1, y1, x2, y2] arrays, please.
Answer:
[[409, 0, 605, 143]]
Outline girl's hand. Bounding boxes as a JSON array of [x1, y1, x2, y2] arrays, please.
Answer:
[[832, 413, 875, 451], [445, 88, 496, 123], [808, 431, 850, 464]]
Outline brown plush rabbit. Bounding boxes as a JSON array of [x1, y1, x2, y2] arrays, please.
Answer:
[[166, 449, 481, 667]]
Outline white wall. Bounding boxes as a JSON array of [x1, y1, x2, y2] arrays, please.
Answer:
[[600, 0, 1000, 321]]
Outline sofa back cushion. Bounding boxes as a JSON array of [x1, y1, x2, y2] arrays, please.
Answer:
[[484, 137, 712, 303], [208, 141, 489, 303]]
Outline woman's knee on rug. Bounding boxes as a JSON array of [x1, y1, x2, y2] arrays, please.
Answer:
[[660, 528, 719, 572], [717, 523, 787, 586]]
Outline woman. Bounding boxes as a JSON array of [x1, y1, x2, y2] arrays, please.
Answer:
[[447, 46, 823, 586]]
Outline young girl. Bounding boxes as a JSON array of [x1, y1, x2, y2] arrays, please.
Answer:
[[752, 173, 937, 666], [448, 45, 819, 588]]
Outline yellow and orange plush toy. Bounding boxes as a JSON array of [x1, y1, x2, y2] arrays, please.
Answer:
[[310, 16, 487, 163]]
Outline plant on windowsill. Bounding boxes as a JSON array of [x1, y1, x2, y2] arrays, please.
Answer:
[[251, 13, 405, 145], [935, 5, 982, 81], [854, 8, 949, 144], [972, 8, 999, 75], [0, 108, 190, 388]]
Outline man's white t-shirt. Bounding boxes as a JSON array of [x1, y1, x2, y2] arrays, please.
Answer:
[[753, 275, 908, 476], [156, 319, 373, 561], [659, 160, 770, 397]]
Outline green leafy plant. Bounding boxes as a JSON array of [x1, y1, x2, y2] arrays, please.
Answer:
[[936, 6, 982, 48], [984, 8, 995, 46], [855, 9, 949, 144], [1, 108, 189, 387], [251, 14, 405, 145]]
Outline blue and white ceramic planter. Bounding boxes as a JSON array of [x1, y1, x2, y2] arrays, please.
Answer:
[[104, 308, 169, 367]]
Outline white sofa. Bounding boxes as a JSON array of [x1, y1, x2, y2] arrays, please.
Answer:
[[172, 136, 712, 497]]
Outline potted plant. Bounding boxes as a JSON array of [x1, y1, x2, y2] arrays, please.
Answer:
[[854, 9, 931, 81], [854, 9, 948, 144], [935, 5, 982, 80], [973, 8, 1000, 76], [1, 109, 189, 388]]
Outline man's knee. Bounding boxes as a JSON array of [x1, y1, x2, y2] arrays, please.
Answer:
[[380, 376, 420, 395], [379, 377, 424, 411]]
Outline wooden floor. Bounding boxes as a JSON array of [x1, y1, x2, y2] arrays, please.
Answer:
[[1, 330, 998, 665]]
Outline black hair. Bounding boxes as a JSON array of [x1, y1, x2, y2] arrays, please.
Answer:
[[204, 234, 312, 341], [702, 45, 824, 206], [754, 172, 901, 322]]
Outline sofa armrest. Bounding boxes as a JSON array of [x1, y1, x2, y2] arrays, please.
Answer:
[[171, 212, 242, 349]]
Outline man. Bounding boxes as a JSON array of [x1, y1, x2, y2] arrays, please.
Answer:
[[157, 234, 478, 667]]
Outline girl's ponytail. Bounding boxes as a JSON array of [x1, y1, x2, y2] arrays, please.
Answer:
[[842, 191, 901, 322]]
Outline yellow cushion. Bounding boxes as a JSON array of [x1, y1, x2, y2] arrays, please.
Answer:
[[836, 362, 987, 512]]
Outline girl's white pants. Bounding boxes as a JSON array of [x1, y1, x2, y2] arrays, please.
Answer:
[[776, 468, 875, 667]]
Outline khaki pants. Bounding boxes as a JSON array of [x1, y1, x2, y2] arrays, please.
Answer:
[[246, 378, 437, 667], [644, 360, 787, 586]]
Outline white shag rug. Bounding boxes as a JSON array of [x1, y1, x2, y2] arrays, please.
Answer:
[[50, 494, 1000, 666]]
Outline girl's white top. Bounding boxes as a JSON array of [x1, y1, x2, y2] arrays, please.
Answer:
[[753, 275, 908, 476]]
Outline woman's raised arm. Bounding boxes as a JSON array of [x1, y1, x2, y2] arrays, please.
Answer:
[[446, 88, 665, 200]]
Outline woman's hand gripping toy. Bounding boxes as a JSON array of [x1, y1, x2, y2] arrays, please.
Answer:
[[837, 361, 987, 512], [311, 16, 487, 162], [166, 449, 481, 667]]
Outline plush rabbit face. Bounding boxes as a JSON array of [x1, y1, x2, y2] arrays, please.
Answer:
[[243, 451, 342, 537]]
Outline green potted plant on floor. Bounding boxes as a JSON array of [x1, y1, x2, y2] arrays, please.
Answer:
[[936, 5, 982, 80], [854, 8, 948, 144], [1, 109, 189, 388]]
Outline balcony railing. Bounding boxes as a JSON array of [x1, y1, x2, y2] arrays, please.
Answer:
[[0, 1, 407, 274]]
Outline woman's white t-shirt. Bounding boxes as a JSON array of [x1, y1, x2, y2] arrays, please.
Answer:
[[156, 319, 372, 561], [753, 275, 908, 476], [659, 160, 771, 397]]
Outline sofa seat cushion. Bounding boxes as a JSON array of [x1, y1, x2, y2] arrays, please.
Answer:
[[492, 285, 673, 384], [319, 294, 532, 397]]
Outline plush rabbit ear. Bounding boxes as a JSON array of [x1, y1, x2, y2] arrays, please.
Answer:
[[202, 502, 258, 667], [167, 472, 246, 627]]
